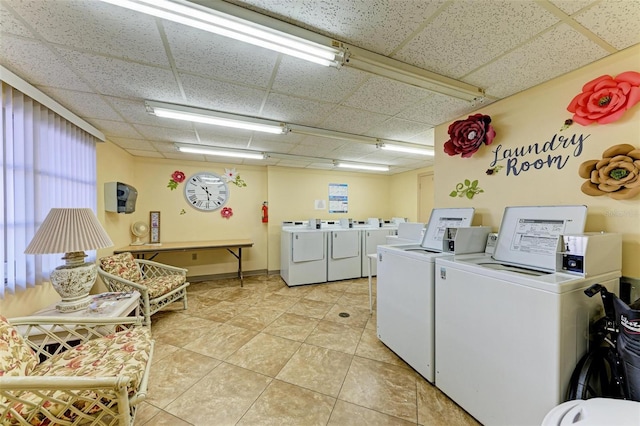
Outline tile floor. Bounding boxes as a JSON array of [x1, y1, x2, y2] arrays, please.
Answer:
[[136, 274, 480, 426]]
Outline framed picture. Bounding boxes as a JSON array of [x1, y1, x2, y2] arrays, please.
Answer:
[[149, 211, 161, 243]]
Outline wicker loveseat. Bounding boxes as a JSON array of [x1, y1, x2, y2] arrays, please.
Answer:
[[98, 252, 189, 326], [0, 315, 153, 425]]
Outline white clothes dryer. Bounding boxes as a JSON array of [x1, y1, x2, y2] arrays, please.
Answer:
[[327, 228, 361, 281], [280, 226, 327, 286]]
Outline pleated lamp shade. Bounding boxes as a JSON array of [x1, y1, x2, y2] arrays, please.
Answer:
[[25, 208, 113, 254]]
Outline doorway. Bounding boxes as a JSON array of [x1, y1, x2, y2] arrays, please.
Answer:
[[418, 172, 434, 222]]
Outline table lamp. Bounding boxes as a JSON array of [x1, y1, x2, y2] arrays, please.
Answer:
[[24, 208, 114, 312]]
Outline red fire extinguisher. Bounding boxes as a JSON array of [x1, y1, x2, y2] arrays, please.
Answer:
[[262, 201, 268, 223]]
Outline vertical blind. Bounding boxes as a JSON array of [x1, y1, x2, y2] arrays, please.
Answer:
[[1, 82, 98, 297]]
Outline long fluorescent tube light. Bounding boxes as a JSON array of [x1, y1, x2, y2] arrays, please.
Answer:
[[335, 162, 389, 172], [377, 143, 434, 156], [146, 101, 287, 134], [177, 145, 265, 160], [100, 0, 343, 67], [343, 44, 487, 102]]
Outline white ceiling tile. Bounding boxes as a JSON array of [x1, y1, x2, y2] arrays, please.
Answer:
[[91, 119, 141, 138], [465, 24, 610, 99], [262, 93, 336, 126], [151, 141, 179, 153], [549, 0, 598, 15], [292, 0, 446, 55], [395, 1, 559, 78], [0, 2, 34, 37], [396, 93, 475, 126], [39, 88, 121, 121], [0, 35, 93, 92], [342, 76, 431, 115], [164, 21, 277, 87], [132, 124, 198, 144], [272, 56, 367, 103], [179, 73, 267, 115], [107, 97, 193, 128], [407, 128, 435, 146], [319, 106, 390, 134], [247, 140, 298, 154], [56, 48, 183, 101], [365, 118, 433, 141], [573, 1, 640, 49], [126, 149, 165, 158], [8, 0, 169, 66], [108, 137, 155, 151]]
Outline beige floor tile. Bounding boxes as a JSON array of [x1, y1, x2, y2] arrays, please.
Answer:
[[274, 284, 314, 297], [304, 285, 346, 303], [183, 322, 258, 360], [262, 312, 319, 342], [146, 348, 221, 408], [134, 401, 160, 425], [323, 303, 370, 328], [328, 400, 416, 426], [237, 379, 335, 426], [226, 332, 301, 377], [305, 320, 363, 354], [151, 342, 180, 365], [254, 293, 300, 310], [417, 378, 480, 426], [143, 410, 193, 425], [191, 299, 249, 322], [339, 356, 418, 423], [225, 305, 284, 331], [344, 280, 372, 295], [164, 362, 272, 426], [276, 343, 352, 397], [151, 314, 221, 347], [335, 291, 371, 310], [355, 327, 412, 368], [366, 309, 377, 330], [287, 298, 334, 319]]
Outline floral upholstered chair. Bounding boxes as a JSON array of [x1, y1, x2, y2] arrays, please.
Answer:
[[0, 315, 153, 425], [98, 252, 189, 326]]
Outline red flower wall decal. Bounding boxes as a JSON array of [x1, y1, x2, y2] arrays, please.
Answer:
[[444, 114, 496, 158], [220, 207, 233, 219], [567, 71, 640, 125]]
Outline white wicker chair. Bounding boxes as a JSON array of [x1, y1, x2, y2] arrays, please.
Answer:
[[98, 252, 189, 327], [0, 316, 153, 426]]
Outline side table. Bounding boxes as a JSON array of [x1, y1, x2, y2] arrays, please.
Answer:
[[15, 291, 141, 344]]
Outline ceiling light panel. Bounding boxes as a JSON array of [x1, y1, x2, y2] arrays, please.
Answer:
[[146, 101, 287, 134], [100, 0, 343, 67], [176, 144, 265, 159]]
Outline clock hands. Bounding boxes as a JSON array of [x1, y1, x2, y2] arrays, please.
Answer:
[[200, 185, 211, 201]]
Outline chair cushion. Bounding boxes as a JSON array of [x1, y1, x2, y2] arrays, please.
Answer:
[[0, 315, 38, 377], [9, 327, 152, 423], [100, 252, 143, 283], [142, 275, 186, 298]]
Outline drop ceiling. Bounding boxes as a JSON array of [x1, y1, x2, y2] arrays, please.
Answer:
[[1, 0, 638, 174]]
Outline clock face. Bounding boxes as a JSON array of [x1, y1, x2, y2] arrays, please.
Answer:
[[184, 172, 229, 211]]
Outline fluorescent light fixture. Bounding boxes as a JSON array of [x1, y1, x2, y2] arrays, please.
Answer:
[[377, 143, 434, 156], [146, 101, 287, 134], [343, 44, 487, 101], [335, 162, 389, 172], [100, 0, 343, 67], [176, 144, 265, 160]]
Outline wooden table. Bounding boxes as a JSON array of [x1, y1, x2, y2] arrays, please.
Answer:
[[114, 239, 254, 286]]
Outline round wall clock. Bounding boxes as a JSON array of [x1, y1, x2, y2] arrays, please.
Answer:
[[184, 172, 229, 211]]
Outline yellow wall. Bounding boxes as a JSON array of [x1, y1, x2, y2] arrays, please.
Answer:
[[434, 45, 640, 277], [389, 167, 433, 222], [266, 166, 393, 271], [118, 158, 269, 277]]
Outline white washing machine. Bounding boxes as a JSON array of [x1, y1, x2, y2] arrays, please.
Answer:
[[542, 398, 640, 425], [376, 208, 476, 382], [280, 225, 327, 286], [361, 227, 396, 277], [434, 205, 622, 426], [385, 222, 425, 245], [327, 228, 361, 281]]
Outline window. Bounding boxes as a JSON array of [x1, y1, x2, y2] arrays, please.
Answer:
[[1, 79, 100, 296]]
